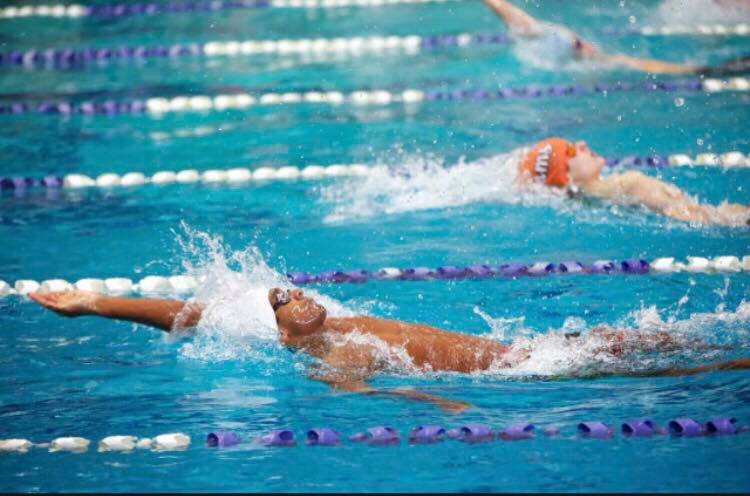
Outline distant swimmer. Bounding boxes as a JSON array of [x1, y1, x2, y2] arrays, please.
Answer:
[[29, 288, 750, 413], [483, 0, 750, 76], [517, 137, 750, 226]]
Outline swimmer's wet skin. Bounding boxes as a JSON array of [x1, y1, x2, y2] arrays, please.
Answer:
[[482, 0, 749, 76], [517, 137, 750, 227], [28, 289, 750, 413]]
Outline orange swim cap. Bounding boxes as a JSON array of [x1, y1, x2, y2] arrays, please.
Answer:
[[519, 138, 576, 188]]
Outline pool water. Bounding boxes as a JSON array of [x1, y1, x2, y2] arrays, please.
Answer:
[[1, 0, 750, 492]]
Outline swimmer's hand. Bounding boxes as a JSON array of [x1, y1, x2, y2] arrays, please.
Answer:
[[28, 290, 98, 317], [391, 388, 471, 414]]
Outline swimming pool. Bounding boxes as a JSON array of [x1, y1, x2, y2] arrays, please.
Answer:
[[1, 0, 750, 492]]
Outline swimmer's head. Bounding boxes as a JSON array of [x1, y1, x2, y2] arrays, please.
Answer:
[[268, 287, 327, 339], [519, 138, 604, 189]]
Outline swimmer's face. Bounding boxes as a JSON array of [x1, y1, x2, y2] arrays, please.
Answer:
[[567, 141, 605, 186], [268, 288, 327, 337]]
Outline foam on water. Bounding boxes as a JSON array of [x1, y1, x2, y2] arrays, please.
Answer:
[[171, 225, 356, 361], [652, 0, 750, 25], [483, 299, 750, 378], [322, 149, 573, 222]]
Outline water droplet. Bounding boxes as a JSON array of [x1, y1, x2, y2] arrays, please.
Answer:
[[673, 97, 684, 107], [697, 138, 704, 146], [629, 15, 636, 24]]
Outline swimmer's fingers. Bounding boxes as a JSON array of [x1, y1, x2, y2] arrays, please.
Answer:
[[28, 290, 95, 317]]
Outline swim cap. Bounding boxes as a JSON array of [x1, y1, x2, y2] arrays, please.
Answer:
[[519, 138, 576, 188], [244, 287, 278, 332]]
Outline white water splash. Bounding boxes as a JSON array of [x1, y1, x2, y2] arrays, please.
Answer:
[[171, 225, 357, 361], [322, 150, 571, 222], [651, 0, 750, 25], [484, 299, 750, 378]]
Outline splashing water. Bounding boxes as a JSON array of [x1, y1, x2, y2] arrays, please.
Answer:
[[171, 225, 356, 361], [485, 300, 750, 378], [322, 150, 570, 222], [652, 0, 750, 25]]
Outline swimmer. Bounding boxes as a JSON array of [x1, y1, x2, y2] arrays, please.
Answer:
[[484, 0, 749, 75], [517, 137, 750, 226], [28, 288, 750, 412]]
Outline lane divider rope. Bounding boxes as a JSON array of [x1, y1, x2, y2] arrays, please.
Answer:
[[0, 0, 748, 42], [0, 78, 747, 116], [6, 25, 749, 69], [0, 0, 463, 19], [0, 416, 744, 453], [2, 256, 748, 297], [0, 33, 512, 68], [0, 150, 747, 193]]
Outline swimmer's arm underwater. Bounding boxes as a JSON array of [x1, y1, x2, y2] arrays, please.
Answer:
[[28, 290, 203, 332], [313, 371, 471, 414], [312, 345, 471, 413], [579, 171, 750, 226]]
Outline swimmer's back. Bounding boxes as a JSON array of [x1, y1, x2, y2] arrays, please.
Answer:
[[327, 316, 510, 372]]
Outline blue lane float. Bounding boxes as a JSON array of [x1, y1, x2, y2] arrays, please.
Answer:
[[306, 428, 340, 446], [349, 426, 400, 445], [498, 423, 535, 441], [408, 425, 445, 444], [577, 422, 614, 439], [206, 431, 241, 447], [447, 424, 494, 443], [668, 418, 704, 437], [258, 429, 296, 446]]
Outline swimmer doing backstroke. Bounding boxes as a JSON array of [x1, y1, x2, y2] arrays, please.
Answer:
[[484, 0, 750, 76], [29, 288, 750, 413], [516, 137, 750, 226]]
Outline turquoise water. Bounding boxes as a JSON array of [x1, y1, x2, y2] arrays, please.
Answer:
[[1, 0, 750, 492]]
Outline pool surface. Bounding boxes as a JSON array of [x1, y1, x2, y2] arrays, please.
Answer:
[[1, 0, 750, 492]]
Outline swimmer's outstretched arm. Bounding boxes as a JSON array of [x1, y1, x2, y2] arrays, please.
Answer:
[[482, 0, 539, 34], [482, 0, 695, 74], [580, 171, 750, 226], [28, 290, 203, 332], [606, 53, 696, 75]]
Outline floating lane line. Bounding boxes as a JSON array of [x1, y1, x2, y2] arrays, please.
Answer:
[[0, 150, 747, 193], [0, 78, 748, 116], [5, 25, 748, 70], [0, 33, 511, 69], [0, 416, 746, 453], [0, 0, 463, 19], [2, 256, 748, 297]]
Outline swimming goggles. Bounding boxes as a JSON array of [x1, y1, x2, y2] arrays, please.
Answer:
[[271, 288, 291, 312]]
